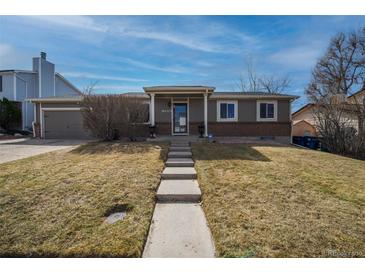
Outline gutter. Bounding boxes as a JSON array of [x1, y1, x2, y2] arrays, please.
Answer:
[[210, 95, 299, 100], [27, 97, 83, 103]]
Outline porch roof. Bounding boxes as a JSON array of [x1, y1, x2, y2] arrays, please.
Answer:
[[143, 86, 215, 94]]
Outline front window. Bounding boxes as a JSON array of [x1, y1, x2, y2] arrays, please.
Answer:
[[257, 100, 277, 121], [217, 101, 238, 121], [260, 103, 275, 119]]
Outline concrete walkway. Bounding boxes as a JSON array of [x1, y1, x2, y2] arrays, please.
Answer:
[[143, 141, 215, 258]]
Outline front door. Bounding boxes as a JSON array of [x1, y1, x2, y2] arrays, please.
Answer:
[[173, 103, 188, 134]]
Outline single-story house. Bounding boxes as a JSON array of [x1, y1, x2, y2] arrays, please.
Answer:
[[29, 86, 299, 142], [292, 88, 365, 137], [0, 52, 82, 131], [292, 103, 317, 137]]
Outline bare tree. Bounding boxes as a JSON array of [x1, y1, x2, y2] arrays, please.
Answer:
[[259, 75, 291, 94], [306, 27, 365, 159], [81, 94, 149, 141], [237, 58, 290, 93], [82, 81, 98, 95], [237, 59, 261, 92], [122, 96, 149, 141]]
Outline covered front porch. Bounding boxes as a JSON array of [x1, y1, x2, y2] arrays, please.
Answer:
[[144, 86, 215, 137]]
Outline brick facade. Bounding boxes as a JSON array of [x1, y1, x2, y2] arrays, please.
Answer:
[[155, 122, 291, 136], [208, 122, 291, 136], [155, 123, 171, 135]]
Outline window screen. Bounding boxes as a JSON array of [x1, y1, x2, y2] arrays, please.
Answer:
[[220, 103, 236, 119], [260, 103, 275, 119], [220, 103, 227, 119]]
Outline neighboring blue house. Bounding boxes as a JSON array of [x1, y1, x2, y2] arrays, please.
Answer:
[[0, 52, 81, 131]]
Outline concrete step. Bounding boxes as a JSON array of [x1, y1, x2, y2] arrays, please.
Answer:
[[170, 142, 190, 147], [157, 179, 201, 202], [161, 167, 197, 179], [143, 203, 215, 258], [168, 151, 192, 158], [165, 158, 194, 167], [169, 146, 191, 152]]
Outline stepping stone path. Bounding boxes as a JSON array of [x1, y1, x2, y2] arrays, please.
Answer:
[[143, 141, 215, 258]]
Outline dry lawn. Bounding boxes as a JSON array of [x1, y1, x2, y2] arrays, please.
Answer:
[[0, 142, 167, 257], [192, 143, 365, 257]]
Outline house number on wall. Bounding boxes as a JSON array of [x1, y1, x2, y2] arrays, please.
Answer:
[[161, 109, 171, 113]]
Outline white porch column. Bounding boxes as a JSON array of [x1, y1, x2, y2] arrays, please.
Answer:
[[204, 92, 208, 137], [150, 93, 155, 126]]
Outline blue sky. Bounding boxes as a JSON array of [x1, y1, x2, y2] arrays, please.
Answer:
[[0, 16, 364, 110]]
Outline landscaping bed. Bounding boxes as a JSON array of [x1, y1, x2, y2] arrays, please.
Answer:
[[0, 142, 167, 257], [192, 143, 365, 257]]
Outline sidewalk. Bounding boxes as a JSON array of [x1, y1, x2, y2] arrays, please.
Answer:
[[143, 141, 215, 258]]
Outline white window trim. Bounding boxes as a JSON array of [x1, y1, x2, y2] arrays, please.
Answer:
[[257, 100, 278, 122], [217, 100, 238, 122]]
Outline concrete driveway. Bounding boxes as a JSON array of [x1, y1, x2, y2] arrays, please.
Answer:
[[0, 138, 90, 164]]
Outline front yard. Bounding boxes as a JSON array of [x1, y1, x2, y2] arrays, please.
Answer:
[[192, 143, 365, 257], [0, 142, 167, 257]]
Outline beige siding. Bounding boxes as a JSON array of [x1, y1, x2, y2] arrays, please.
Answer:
[[238, 100, 256, 122], [292, 106, 316, 125], [189, 98, 204, 123], [153, 96, 293, 125], [35, 103, 40, 123], [155, 98, 171, 123], [277, 100, 290, 122], [208, 100, 217, 122], [209, 98, 291, 122]]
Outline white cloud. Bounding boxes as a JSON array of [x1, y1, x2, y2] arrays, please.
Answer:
[[19, 16, 256, 54], [115, 19, 258, 54], [268, 42, 327, 70], [0, 43, 30, 69], [62, 72, 146, 82], [193, 60, 214, 67], [119, 57, 190, 74], [119, 28, 222, 53], [93, 84, 143, 93], [25, 16, 107, 32], [0, 44, 14, 63]]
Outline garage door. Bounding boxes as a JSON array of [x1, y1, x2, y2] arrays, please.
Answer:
[[44, 110, 91, 139]]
